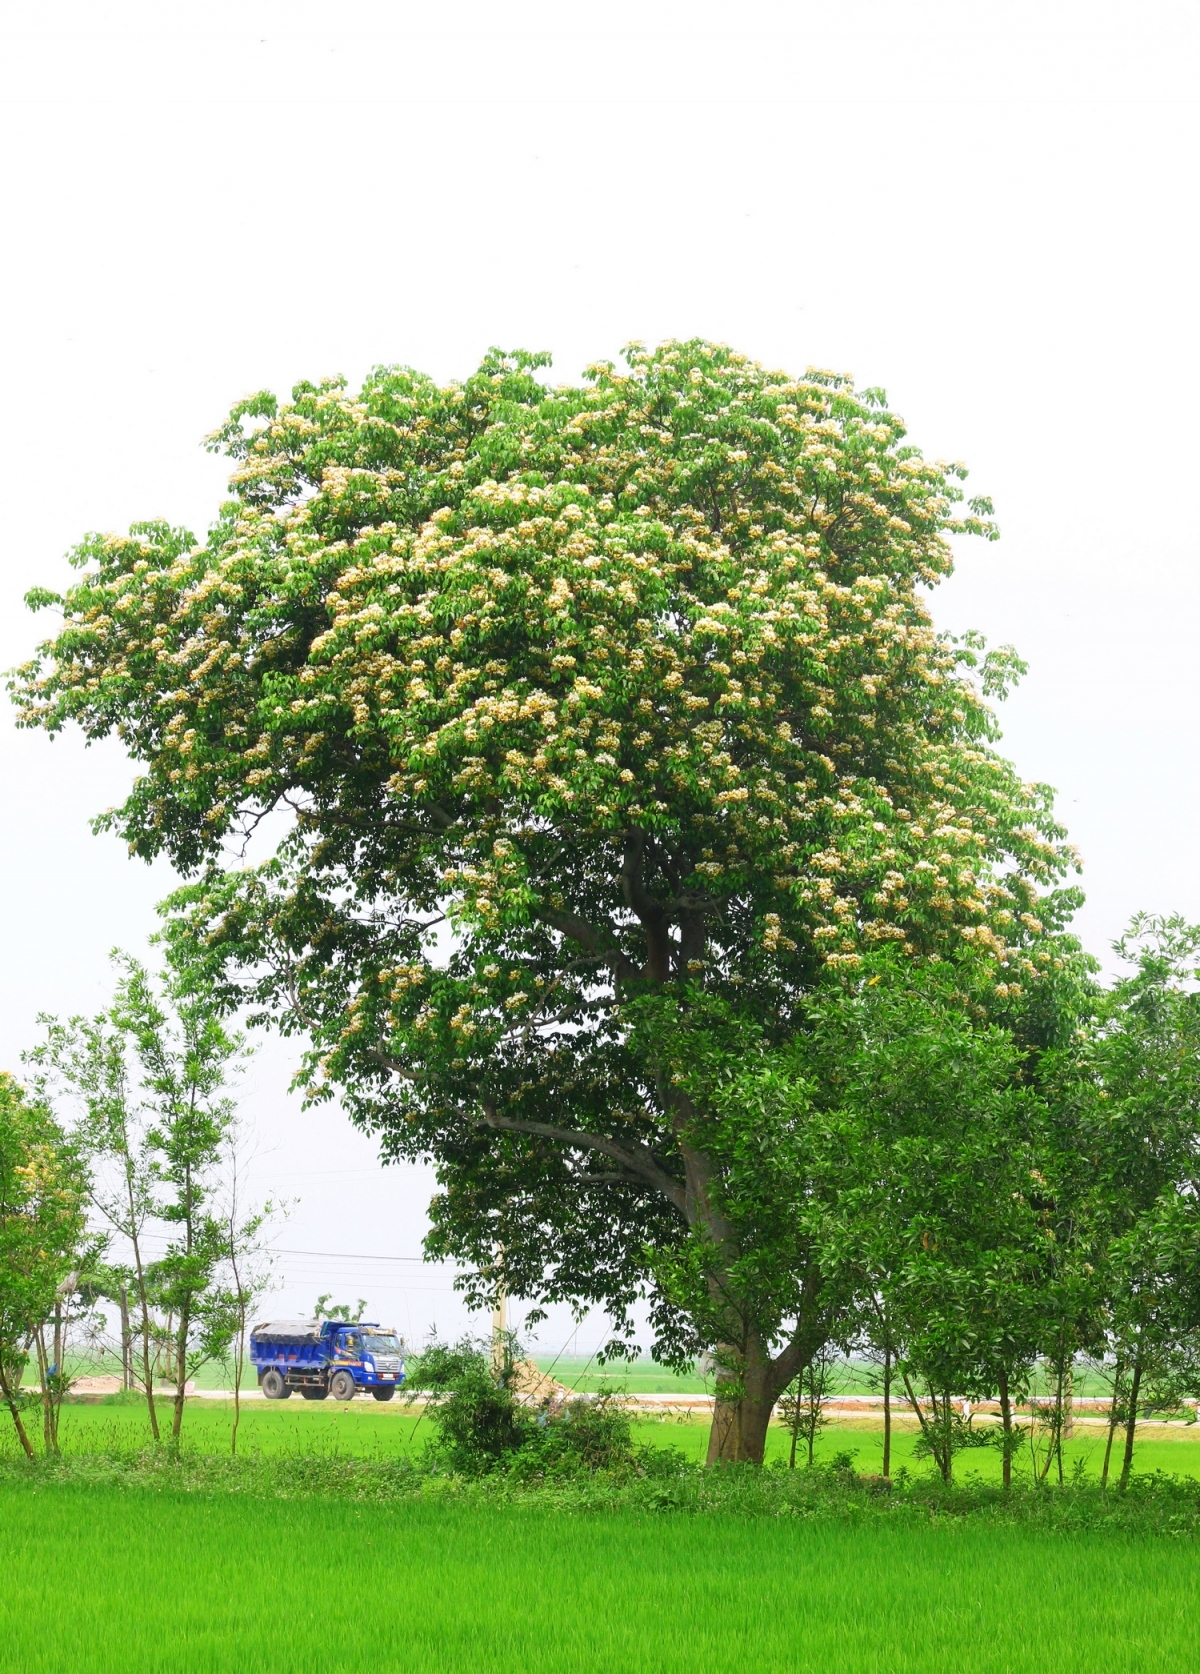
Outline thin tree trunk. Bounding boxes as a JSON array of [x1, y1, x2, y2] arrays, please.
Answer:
[[0, 1361, 35, 1459], [52, 1303, 64, 1389], [882, 1341, 892, 1481], [1118, 1346, 1143, 1490], [33, 1329, 59, 1456], [49, 1301, 65, 1454], [901, 1368, 952, 1483], [788, 1373, 801, 1469], [1055, 1355, 1066, 1485], [1037, 1358, 1067, 1485], [229, 1202, 246, 1459], [124, 1161, 159, 1442], [172, 1303, 190, 1442], [998, 1369, 1013, 1491], [119, 1289, 132, 1391], [231, 1317, 244, 1459], [1100, 1355, 1124, 1489]]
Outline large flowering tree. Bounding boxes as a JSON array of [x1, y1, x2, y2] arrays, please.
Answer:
[[13, 342, 1077, 1460]]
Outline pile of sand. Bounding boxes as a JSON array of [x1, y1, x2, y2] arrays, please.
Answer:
[[510, 1359, 574, 1405]]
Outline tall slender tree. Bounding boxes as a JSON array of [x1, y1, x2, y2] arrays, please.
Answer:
[[29, 954, 249, 1443]]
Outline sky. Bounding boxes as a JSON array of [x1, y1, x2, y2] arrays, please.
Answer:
[[0, 0, 1196, 1358]]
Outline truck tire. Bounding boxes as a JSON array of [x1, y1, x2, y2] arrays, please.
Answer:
[[300, 1387, 328, 1401], [371, 1386, 395, 1402], [329, 1369, 356, 1402], [261, 1369, 289, 1400]]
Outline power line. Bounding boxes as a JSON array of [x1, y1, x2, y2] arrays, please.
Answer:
[[129, 1231, 444, 1265], [267, 1246, 442, 1264]]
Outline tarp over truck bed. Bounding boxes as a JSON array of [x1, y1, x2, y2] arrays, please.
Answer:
[[250, 1321, 327, 1345]]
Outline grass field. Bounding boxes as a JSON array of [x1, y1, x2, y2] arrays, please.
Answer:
[[2, 1477, 1199, 1673], [12, 1395, 1200, 1486]]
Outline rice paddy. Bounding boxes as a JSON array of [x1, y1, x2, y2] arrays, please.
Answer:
[[3, 1476, 1199, 1674], [4, 1398, 1200, 1671]]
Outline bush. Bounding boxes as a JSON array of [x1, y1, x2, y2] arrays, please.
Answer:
[[407, 1339, 532, 1474], [517, 1394, 636, 1478], [408, 1338, 636, 1478]]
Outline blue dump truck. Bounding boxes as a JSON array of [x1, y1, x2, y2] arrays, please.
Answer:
[[249, 1319, 406, 1402]]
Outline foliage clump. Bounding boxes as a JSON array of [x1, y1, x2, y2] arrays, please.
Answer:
[[409, 1336, 636, 1477]]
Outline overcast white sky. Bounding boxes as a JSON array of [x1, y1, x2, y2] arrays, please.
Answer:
[[1, 0, 1196, 1356]]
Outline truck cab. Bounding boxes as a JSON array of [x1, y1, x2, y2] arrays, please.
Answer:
[[250, 1319, 406, 1402]]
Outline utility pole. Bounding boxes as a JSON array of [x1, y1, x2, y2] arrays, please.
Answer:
[[491, 1251, 508, 1376]]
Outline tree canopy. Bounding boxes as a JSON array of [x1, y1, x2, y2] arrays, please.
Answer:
[[13, 340, 1081, 1459]]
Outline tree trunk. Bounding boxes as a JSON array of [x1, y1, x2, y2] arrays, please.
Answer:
[[706, 1325, 796, 1464], [33, 1328, 59, 1457], [1100, 1355, 1124, 1489], [172, 1305, 190, 1442], [1118, 1346, 1143, 1490], [0, 1362, 35, 1459], [882, 1342, 892, 1481], [230, 1318, 244, 1459], [119, 1288, 132, 1391], [707, 1384, 778, 1464], [901, 1371, 953, 1483], [124, 1166, 159, 1443], [998, 1369, 1012, 1491]]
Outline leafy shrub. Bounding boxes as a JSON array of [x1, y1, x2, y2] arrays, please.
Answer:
[[518, 1394, 636, 1478], [408, 1338, 636, 1477], [407, 1339, 532, 1474]]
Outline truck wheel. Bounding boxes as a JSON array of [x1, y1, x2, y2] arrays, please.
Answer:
[[371, 1386, 395, 1402], [300, 1387, 328, 1401], [261, 1369, 289, 1400], [329, 1370, 356, 1402]]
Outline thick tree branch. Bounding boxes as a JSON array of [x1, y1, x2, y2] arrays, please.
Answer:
[[767, 1271, 829, 1394], [480, 1103, 686, 1213], [534, 906, 641, 983], [366, 1049, 418, 1081], [621, 828, 671, 983]]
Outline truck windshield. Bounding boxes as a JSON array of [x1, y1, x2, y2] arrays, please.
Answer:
[[362, 1333, 401, 1355]]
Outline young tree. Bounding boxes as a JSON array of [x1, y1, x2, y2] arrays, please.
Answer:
[[28, 993, 164, 1437], [29, 954, 252, 1444], [1073, 918, 1200, 1486], [813, 960, 1059, 1484], [13, 341, 1079, 1460], [779, 1341, 839, 1468], [113, 957, 246, 1443], [0, 1074, 87, 1457]]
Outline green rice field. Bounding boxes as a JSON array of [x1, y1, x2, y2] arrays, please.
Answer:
[[2, 1478, 1199, 1673], [5, 1399, 1200, 1671]]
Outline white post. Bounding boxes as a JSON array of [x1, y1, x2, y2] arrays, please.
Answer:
[[491, 1250, 507, 1375]]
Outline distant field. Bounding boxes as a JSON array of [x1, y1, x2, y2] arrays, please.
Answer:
[[7, 1396, 1200, 1485], [2, 1480, 1198, 1673], [535, 1355, 713, 1393]]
